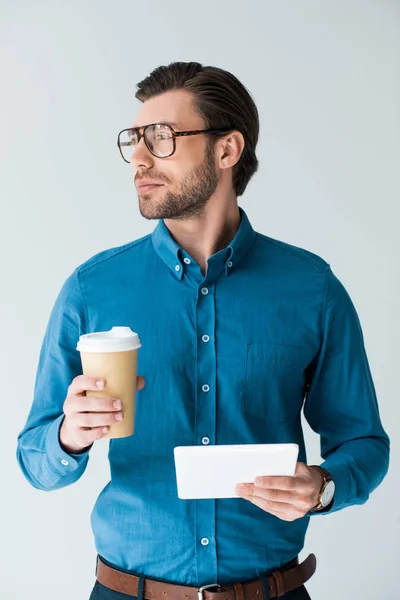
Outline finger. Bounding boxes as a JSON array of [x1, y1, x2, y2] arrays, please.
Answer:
[[75, 425, 112, 446], [69, 375, 107, 396], [64, 395, 120, 416], [75, 411, 124, 428], [249, 487, 312, 512], [240, 494, 295, 517], [252, 486, 298, 504], [237, 483, 303, 505], [70, 374, 144, 397], [254, 476, 297, 491], [136, 376, 146, 391], [70, 395, 122, 414]]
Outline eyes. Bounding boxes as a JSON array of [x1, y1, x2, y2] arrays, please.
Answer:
[[154, 132, 171, 141], [128, 125, 173, 144]]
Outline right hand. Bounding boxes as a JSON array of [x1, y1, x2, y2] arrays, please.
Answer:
[[59, 375, 146, 454]]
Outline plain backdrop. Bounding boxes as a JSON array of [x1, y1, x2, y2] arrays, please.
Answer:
[[1, 1, 399, 599]]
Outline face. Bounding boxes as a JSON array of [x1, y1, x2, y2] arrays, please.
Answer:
[[130, 90, 220, 221]]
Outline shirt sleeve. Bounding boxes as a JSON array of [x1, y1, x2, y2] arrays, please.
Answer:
[[303, 267, 390, 516], [16, 268, 93, 491]]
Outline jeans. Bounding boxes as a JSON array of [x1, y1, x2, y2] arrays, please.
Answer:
[[89, 557, 312, 600]]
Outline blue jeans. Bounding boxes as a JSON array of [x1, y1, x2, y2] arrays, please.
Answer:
[[89, 556, 312, 600]]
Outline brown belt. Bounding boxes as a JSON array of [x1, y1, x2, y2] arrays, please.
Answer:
[[96, 553, 316, 599]]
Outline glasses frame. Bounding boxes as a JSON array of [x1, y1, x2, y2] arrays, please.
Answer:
[[117, 122, 234, 162]]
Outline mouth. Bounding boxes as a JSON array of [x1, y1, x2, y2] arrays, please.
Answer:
[[137, 184, 164, 193]]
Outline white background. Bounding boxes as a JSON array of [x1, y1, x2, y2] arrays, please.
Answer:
[[1, 1, 399, 598]]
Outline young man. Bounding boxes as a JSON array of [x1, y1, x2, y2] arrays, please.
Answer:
[[17, 62, 390, 600]]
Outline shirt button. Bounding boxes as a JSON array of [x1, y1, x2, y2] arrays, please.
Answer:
[[202, 384, 210, 392], [227, 261, 233, 268], [202, 437, 210, 445], [61, 459, 69, 466], [202, 334, 210, 343], [201, 538, 209, 546], [201, 287, 209, 295], [183, 258, 191, 264], [175, 265, 181, 271]]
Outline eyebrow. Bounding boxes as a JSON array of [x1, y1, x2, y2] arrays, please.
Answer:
[[132, 121, 180, 130]]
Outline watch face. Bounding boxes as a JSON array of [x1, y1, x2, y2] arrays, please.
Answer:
[[322, 481, 335, 506]]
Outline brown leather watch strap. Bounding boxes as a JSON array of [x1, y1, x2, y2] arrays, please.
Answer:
[[309, 465, 333, 510], [96, 553, 316, 599]]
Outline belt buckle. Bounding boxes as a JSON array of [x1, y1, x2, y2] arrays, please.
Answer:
[[198, 583, 222, 600]]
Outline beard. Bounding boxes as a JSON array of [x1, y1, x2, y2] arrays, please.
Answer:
[[138, 139, 220, 221]]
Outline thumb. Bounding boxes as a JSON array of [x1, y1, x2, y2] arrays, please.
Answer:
[[137, 375, 146, 390]]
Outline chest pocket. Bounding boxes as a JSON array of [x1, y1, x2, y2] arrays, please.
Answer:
[[242, 342, 309, 424]]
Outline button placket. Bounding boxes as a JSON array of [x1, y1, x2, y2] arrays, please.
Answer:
[[196, 281, 215, 579]]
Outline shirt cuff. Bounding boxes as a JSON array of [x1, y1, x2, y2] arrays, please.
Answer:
[[45, 414, 92, 476], [306, 458, 349, 517]]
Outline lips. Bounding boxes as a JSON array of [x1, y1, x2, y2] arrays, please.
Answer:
[[138, 183, 163, 193]]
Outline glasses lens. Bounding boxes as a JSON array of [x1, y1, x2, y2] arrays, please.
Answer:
[[118, 129, 139, 162], [145, 124, 174, 157]]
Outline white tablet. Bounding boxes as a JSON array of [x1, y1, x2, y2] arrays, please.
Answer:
[[173, 443, 299, 499]]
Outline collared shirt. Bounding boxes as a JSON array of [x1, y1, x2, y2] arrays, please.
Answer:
[[16, 206, 390, 585]]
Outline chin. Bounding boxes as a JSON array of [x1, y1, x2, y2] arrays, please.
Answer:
[[138, 204, 162, 220]]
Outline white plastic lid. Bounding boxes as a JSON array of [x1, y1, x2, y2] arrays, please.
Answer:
[[76, 326, 141, 353]]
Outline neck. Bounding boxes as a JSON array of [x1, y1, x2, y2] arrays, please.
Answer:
[[164, 194, 240, 276]]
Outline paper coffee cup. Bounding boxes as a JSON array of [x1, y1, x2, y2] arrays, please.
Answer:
[[76, 326, 141, 439]]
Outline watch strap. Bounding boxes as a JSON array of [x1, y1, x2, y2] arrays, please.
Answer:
[[309, 465, 333, 510]]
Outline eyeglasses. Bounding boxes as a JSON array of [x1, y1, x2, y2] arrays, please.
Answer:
[[117, 122, 234, 163]]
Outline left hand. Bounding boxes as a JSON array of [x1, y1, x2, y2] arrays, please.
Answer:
[[234, 462, 324, 522]]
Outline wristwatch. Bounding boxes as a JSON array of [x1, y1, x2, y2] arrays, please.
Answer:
[[309, 465, 335, 510]]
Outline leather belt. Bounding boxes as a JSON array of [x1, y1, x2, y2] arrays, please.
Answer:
[[96, 553, 316, 599]]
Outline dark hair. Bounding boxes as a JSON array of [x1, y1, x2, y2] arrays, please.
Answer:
[[135, 62, 259, 197]]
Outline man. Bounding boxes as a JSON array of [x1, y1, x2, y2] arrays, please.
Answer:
[[17, 62, 390, 600]]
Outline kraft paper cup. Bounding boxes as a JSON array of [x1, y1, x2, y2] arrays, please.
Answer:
[[76, 326, 141, 439]]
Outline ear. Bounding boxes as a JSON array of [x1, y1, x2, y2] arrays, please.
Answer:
[[217, 130, 245, 170]]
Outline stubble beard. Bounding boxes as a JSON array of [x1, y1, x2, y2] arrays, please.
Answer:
[[138, 140, 219, 221]]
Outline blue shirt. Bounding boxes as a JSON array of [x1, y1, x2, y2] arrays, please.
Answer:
[[16, 206, 390, 586]]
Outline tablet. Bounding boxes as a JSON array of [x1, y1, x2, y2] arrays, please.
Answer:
[[173, 443, 299, 499]]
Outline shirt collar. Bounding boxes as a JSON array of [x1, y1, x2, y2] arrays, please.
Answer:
[[151, 206, 257, 281]]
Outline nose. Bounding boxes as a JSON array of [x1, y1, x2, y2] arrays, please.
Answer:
[[130, 136, 154, 170]]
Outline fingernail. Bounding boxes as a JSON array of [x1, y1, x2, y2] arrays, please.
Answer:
[[235, 485, 244, 493], [96, 379, 104, 388], [113, 400, 122, 409], [115, 413, 123, 421]]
